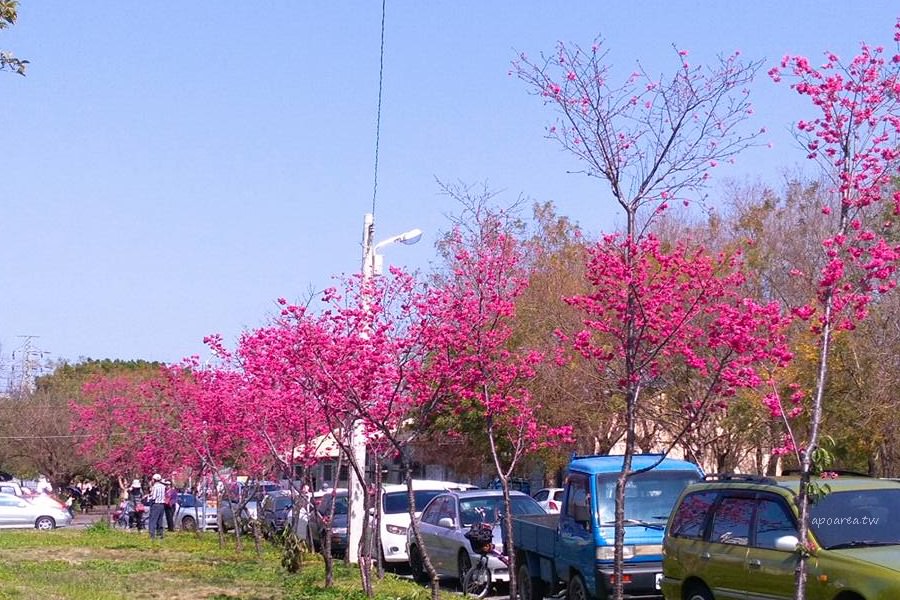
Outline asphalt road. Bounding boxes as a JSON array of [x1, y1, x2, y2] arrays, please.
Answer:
[[71, 506, 112, 528]]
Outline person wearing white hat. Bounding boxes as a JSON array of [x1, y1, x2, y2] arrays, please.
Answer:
[[36, 475, 53, 495], [148, 474, 167, 539], [128, 479, 145, 530]]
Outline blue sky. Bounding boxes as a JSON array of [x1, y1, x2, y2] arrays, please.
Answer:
[[1, 2, 897, 376]]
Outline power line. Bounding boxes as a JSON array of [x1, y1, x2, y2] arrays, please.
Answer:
[[370, 0, 386, 217]]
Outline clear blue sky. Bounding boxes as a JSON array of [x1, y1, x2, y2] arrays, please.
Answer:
[[1, 2, 896, 376]]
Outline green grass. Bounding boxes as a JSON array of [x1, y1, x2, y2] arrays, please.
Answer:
[[0, 526, 438, 600]]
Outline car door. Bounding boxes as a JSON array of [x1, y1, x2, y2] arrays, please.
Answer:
[[744, 495, 799, 600], [704, 494, 755, 600], [0, 494, 17, 527], [418, 495, 449, 573], [432, 496, 459, 574], [556, 472, 596, 588]]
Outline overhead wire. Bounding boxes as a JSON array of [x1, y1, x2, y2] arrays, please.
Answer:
[[371, 0, 386, 218]]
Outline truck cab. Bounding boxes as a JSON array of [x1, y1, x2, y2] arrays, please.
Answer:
[[514, 454, 703, 599]]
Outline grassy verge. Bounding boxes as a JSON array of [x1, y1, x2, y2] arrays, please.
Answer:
[[0, 522, 436, 600]]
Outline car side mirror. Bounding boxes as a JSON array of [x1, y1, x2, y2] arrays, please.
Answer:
[[438, 517, 454, 528], [774, 535, 800, 552]]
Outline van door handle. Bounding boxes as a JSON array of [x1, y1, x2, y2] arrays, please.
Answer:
[[748, 559, 762, 569], [700, 552, 711, 561]]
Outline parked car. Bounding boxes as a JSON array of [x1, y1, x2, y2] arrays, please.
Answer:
[[406, 489, 545, 585], [259, 491, 298, 537], [661, 473, 900, 600], [174, 493, 218, 531], [0, 481, 26, 497], [0, 491, 73, 530], [531, 487, 564, 514], [229, 480, 282, 503], [308, 490, 349, 557], [219, 498, 258, 533], [378, 480, 476, 566]]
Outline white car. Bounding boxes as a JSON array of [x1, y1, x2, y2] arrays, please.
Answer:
[[532, 487, 564, 514], [377, 479, 475, 565], [0, 492, 73, 530]]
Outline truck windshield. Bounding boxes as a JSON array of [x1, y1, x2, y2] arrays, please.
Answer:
[[596, 470, 700, 525]]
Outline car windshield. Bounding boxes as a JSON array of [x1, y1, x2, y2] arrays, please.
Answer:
[[810, 488, 900, 549], [596, 470, 700, 525], [458, 495, 543, 527], [383, 490, 445, 514], [319, 494, 349, 516], [274, 496, 293, 510]]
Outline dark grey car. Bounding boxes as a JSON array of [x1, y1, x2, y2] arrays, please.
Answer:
[[259, 491, 296, 536]]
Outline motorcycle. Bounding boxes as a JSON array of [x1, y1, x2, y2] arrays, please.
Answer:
[[112, 498, 149, 530]]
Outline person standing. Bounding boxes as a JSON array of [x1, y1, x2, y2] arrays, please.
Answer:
[[128, 479, 145, 530], [36, 475, 53, 495], [148, 474, 167, 539], [163, 480, 177, 532]]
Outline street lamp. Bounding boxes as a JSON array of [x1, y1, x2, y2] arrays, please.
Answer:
[[347, 212, 423, 564], [361, 212, 423, 278]]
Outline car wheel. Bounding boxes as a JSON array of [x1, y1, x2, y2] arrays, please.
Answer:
[[517, 563, 545, 600], [567, 573, 590, 600], [409, 545, 427, 583], [35, 516, 55, 531], [685, 583, 714, 600], [181, 515, 197, 532], [458, 550, 472, 585]]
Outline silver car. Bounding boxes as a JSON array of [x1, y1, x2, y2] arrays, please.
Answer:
[[406, 489, 545, 584], [174, 493, 218, 531], [0, 492, 73, 530]]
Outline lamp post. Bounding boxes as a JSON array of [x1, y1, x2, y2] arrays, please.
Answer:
[[347, 212, 423, 564]]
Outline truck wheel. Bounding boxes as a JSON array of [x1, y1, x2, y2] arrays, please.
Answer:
[[567, 573, 590, 600], [517, 564, 545, 600], [684, 583, 714, 600]]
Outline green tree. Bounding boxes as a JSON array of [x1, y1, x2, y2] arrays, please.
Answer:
[[0, 359, 162, 490], [0, 1, 27, 75]]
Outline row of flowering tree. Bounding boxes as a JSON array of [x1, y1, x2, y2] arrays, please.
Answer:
[[72, 198, 569, 599], [71, 19, 900, 600]]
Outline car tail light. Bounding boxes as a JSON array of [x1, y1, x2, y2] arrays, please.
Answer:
[[548, 500, 558, 511]]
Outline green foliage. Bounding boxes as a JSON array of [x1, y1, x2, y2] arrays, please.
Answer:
[[0, 0, 26, 75], [277, 526, 305, 573]]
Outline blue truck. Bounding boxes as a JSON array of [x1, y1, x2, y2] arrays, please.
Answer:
[[512, 454, 703, 599]]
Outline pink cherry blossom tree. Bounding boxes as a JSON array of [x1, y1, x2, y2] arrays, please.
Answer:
[[515, 37, 772, 599], [423, 196, 573, 599], [769, 20, 900, 598], [562, 234, 791, 597], [235, 271, 452, 596]]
